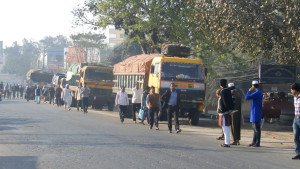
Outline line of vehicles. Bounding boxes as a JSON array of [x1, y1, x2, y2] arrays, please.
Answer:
[[26, 43, 207, 125]]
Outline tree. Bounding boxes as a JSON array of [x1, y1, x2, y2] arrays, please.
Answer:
[[2, 40, 40, 76], [73, 0, 196, 54], [70, 32, 106, 62], [193, 0, 300, 64]]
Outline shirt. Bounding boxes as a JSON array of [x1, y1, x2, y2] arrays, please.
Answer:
[[146, 93, 162, 110], [80, 87, 90, 98], [168, 91, 177, 106], [115, 91, 129, 106], [132, 88, 142, 103], [245, 89, 263, 123], [294, 95, 300, 116]]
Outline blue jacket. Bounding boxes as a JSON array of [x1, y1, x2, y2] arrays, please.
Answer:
[[245, 89, 263, 123]]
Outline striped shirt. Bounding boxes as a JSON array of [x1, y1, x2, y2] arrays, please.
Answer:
[[294, 95, 300, 116]]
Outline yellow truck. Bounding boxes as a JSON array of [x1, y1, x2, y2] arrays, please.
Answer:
[[62, 63, 115, 110], [113, 44, 206, 125]]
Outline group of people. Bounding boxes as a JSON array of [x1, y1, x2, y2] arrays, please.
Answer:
[[0, 82, 24, 100], [217, 79, 300, 160], [216, 79, 263, 148], [115, 82, 182, 133], [24, 82, 91, 113]]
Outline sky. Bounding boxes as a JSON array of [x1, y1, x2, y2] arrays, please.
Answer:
[[0, 0, 87, 47]]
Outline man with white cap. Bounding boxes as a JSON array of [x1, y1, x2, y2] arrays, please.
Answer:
[[245, 80, 263, 147], [61, 84, 72, 110]]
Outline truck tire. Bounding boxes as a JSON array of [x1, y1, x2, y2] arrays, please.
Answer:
[[108, 104, 114, 111], [189, 110, 199, 126]]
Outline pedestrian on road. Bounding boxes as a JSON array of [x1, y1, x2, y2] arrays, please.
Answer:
[[115, 86, 129, 123], [245, 80, 263, 147], [140, 87, 150, 125], [146, 86, 162, 130], [19, 84, 24, 99], [62, 84, 72, 110], [55, 85, 62, 106], [216, 89, 224, 141], [219, 79, 234, 147], [75, 83, 83, 111], [48, 85, 55, 105], [291, 83, 300, 160], [35, 86, 42, 104], [162, 83, 181, 133], [132, 82, 142, 123], [80, 82, 90, 113], [228, 83, 242, 145]]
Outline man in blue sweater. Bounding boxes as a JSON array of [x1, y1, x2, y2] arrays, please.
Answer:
[[245, 80, 263, 147]]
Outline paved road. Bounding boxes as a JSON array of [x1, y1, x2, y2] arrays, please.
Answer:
[[0, 100, 298, 169]]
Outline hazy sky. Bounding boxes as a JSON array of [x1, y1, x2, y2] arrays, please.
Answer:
[[0, 0, 86, 47]]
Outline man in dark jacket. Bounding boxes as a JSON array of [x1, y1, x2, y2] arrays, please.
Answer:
[[219, 79, 234, 147], [162, 83, 181, 133]]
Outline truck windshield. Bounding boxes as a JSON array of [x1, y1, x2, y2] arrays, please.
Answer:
[[161, 62, 204, 82], [85, 69, 113, 81]]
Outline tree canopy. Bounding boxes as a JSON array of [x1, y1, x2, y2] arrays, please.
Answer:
[[74, 0, 300, 65]]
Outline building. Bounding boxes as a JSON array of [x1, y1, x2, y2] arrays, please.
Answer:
[[104, 25, 125, 48]]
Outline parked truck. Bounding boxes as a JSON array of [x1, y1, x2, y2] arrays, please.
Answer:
[[61, 63, 115, 110], [113, 44, 206, 125]]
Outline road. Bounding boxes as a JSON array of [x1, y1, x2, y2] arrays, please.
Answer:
[[0, 100, 298, 169]]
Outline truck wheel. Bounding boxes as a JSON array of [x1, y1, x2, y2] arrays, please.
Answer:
[[190, 110, 199, 125], [108, 104, 114, 111]]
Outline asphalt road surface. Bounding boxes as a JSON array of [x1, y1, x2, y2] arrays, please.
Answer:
[[0, 100, 298, 169]]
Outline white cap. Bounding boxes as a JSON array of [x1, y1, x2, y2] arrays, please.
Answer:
[[66, 84, 69, 87], [228, 83, 234, 87], [252, 80, 259, 85]]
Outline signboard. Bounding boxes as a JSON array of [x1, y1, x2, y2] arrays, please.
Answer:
[[64, 47, 84, 67], [47, 50, 64, 70], [259, 64, 297, 84], [0, 41, 3, 64]]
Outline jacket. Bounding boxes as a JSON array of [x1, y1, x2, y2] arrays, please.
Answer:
[[220, 88, 234, 114], [161, 89, 180, 109], [245, 89, 263, 123]]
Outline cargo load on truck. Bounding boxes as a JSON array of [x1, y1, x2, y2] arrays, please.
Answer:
[[26, 69, 53, 83]]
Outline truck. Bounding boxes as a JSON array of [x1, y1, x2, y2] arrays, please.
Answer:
[[61, 63, 115, 110], [26, 69, 53, 86], [113, 44, 206, 125], [259, 64, 296, 123]]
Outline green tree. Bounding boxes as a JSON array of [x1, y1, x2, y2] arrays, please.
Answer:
[[2, 40, 40, 77], [73, 0, 196, 54], [70, 32, 106, 62], [193, 0, 300, 64]]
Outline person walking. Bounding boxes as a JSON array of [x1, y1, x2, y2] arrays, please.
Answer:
[[162, 83, 181, 133], [55, 85, 63, 106], [228, 83, 242, 145], [245, 80, 263, 147], [48, 85, 55, 105], [62, 84, 72, 110], [291, 83, 300, 160], [115, 86, 129, 123], [132, 82, 142, 123], [19, 85, 24, 99], [75, 83, 83, 111], [35, 86, 42, 104], [80, 82, 90, 113], [140, 87, 150, 125], [219, 79, 234, 147], [146, 86, 162, 130]]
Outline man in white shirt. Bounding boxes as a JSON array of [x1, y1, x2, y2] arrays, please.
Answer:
[[115, 86, 129, 123], [62, 84, 72, 110], [132, 82, 142, 123]]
